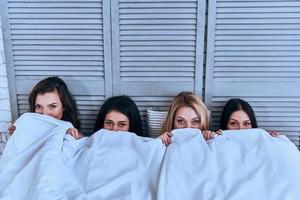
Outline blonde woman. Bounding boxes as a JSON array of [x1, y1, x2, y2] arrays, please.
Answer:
[[160, 91, 217, 145]]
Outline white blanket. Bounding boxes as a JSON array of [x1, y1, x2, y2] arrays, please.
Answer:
[[1, 113, 300, 200]]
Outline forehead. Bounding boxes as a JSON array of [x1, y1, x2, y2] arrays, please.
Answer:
[[175, 106, 198, 118], [229, 110, 250, 121], [105, 110, 129, 121], [35, 91, 61, 104]]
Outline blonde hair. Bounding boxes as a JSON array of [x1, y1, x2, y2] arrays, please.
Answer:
[[160, 91, 210, 133]]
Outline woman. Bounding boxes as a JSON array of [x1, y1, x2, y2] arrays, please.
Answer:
[[93, 95, 145, 137], [220, 98, 279, 136], [9, 76, 82, 139], [160, 91, 214, 145]]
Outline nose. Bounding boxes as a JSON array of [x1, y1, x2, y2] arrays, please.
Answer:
[[43, 109, 50, 115], [186, 122, 194, 128], [237, 124, 245, 130], [108, 124, 120, 131], [42, 109, 53, 117], [240, 125, 247, 129], [112, 126, 119, 131]]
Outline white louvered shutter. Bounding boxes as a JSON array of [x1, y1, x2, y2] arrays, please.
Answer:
[[205, 0, 300, 148], [111, 0, 206, 133], [5, 0, 110, 134]]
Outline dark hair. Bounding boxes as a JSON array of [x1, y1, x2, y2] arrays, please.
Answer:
[[93, 95, 144, 136], [220, 98, 258, 130], [28, 76, 81, 130]]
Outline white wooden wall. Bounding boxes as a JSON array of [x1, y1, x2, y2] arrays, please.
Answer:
[[205, 0, 300, 147]]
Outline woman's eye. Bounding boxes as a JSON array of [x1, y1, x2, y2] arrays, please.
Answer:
[[177, 120, 184, 124], [192, 120, 199, 125], [50, 105, 57, 109], [119, 123, 127, 127], [245, 122, 251, 126], [35, 105, 41, 110], [230, 122, 237, 126], [105, 121, 113, 126]]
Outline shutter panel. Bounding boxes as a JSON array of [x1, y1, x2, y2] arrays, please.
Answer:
[[205, 0, 300, 148], [6, 0, 111, 135], [111, 0, 206, 133]]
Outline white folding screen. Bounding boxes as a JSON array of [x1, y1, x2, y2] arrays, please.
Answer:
[[2, 0, 299, 142], [2, 0, 207, 135]]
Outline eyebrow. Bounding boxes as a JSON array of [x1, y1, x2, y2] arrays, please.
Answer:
[[36, 102, 58, 105], [175, 117, 199, 120], [105, 119, 128, 123], [229, 119, 251, 122]]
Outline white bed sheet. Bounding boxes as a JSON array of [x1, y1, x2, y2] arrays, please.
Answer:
[[1, 113, 299, 200]]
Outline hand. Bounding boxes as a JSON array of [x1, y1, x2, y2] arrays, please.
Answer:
[[160, 131, 173, 146], [202, 130, 221, 141], [8, 125, 16, 135], [66, 128, 84, 139], [215, 129, 222, 135], [268, 130, 280, 137]]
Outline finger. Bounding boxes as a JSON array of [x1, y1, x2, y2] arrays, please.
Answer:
[[167, 137, 171, 145], [206, 131, 211, 138], [271, 133, 276, 137], [272, 132, 279, 137], [160, 136, 166, 144], [207, 133, 212, 140], [164, 138, 169, 146], [74, 130, 79, 139], [70, 130, 76, 137], [204, 133, 209, 140], [160, 136, 167, 143], [212, 132, 217, 138]]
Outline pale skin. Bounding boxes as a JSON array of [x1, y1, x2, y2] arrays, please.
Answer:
[[226, 110, 279, 137], [103, 110, 130, 132], [9, 91, 83, 139], [160, 106, 216, 145]]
